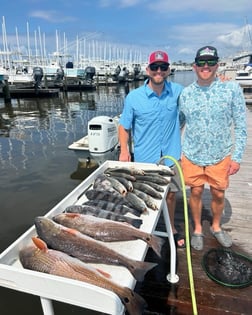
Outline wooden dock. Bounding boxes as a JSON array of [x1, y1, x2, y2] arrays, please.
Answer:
[[0, 87, 60, 98], [137, 105, 252, 315]]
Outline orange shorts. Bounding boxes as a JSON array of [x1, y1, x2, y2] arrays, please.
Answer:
[[181, 155, 231, 190]]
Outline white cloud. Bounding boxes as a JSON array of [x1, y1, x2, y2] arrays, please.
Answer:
[[162, 23, 252, 61], [30, 10, 76, 23], [99, 0, 145, 7], [217, 25, 252, 48]]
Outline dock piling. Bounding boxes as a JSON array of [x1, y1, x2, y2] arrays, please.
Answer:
[[2, 79, 11, 104]]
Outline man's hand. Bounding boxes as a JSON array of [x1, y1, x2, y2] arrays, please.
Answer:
[[119, 150, 131, 162], [228, 160, 240, 175]]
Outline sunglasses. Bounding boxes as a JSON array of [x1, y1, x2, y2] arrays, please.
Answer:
[[195, 60, 218, 67], [149, 63, 170, 71]]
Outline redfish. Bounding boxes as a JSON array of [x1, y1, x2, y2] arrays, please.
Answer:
[[34, 216, 157, 282], [53, 213, 164, 257], [19, 237, 147, 315], [64, 205, 143, 228]]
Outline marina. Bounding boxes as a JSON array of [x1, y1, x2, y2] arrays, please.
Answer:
[[0, 71, 251, 315]]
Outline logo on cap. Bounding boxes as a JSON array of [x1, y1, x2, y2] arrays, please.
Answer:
[[199, 47, 216, 57], [148, 50, 169, 64]]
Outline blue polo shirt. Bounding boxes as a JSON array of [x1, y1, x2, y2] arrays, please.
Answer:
[[119, 80, 183, 166]]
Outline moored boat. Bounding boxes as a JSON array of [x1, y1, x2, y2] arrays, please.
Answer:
[[233, 53, 252, 86], [68, 115, 121, 164]]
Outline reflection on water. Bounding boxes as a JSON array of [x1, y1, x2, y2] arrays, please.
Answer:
[[0, 72, 195, 315], [70, 159, 99, 180], [0, 85, 129, 171]]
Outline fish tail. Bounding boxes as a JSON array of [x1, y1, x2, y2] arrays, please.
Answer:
[[147, 235, 165, 258], [129, 260, 157, 282], [130, 218, 143, 228], [122, 287, 147, 315], [126, 207, 143, 217]]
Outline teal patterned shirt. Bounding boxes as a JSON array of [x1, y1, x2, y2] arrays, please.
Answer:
[[179, 78, 247, 165]]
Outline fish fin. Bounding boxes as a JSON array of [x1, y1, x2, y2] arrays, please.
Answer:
[[63, 227, 79, 235], [65, 213, 81, 218], [131, 218, 143, 228], [147, 235, 165, 258], [32, 237, 48, 251], [130, 260, 157, 282], [96, 268, 112, 278]]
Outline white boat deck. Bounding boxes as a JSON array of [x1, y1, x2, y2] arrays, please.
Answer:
[[0, 161, 178, 315], [68, 135, 89, 151]]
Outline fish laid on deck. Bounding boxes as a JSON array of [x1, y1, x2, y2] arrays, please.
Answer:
[[93, 174, 117, 193], [105, 165, 175, 176], [64, 205, 143, 228], [132, 181, 163, 199], [105, 166, 145, 175], [106, 174, 134, 192], [135, 180, 165, 192], [134, 174, 170, 186], [132, 188, 158, 210], [19, 237, 147, 315], [104, 170, 137, 181], [83, 199, 142, 217], [94, 173, 128, 195], [124, 191, 148, 213], [53, 213, 165, 257], [85, 189, 132, 207], [34, 216, 157, 281], [143, 166, 175, 176], [103, 175, 128, 196]]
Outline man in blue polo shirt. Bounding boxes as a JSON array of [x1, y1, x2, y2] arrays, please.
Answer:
[[118, 50, 185, 248]]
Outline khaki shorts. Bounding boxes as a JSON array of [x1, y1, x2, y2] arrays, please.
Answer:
[[181, 155, 231, 190]]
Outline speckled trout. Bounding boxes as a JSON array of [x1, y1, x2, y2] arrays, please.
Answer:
[[19, 237, 147, 315], [34, 216, 157, 281], [53, 213, 165, 257]]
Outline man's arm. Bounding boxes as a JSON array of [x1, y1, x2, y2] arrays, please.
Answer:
[[118, 124, 131, 161]]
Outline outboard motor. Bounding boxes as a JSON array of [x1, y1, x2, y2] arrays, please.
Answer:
[[33, 67, 44, 89], [66, 61, 74, 69], [55, 67, 64, 82], [133, 64, 141, 77], [114, 65, 121, 76], [112, 65, 121, 81], [118, 66, 129, 82], [84, 66, 96, 83], [88, 116, 119, 163]]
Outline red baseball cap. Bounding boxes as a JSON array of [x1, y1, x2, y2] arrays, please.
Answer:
[[148, 50, 169, 65]]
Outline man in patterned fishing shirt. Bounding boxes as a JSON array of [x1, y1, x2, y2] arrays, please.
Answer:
[[179, 46, 247, 250]]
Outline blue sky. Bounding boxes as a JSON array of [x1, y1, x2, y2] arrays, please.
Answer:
[[1, 0, 252, 63]]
